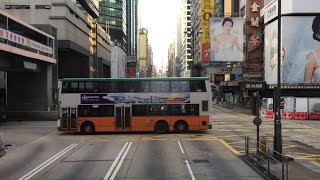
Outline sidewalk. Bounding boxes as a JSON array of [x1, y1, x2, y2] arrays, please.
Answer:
[[212, 104, 320, 179]]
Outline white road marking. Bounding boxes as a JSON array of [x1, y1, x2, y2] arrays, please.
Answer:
[[110, 142, 132, 180], [185, 160, 196, 180], [178, 141, 185, 154], [103, 142, 130, 180], [18, 143, 78, 180]]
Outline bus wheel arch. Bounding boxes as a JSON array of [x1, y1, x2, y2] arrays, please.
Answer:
[[81, 121, 95, 135], [174, 120, 188, 133], [154, 120, 169, 134]]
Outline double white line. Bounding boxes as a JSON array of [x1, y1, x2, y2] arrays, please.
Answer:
[[19, 143, 78, 180], [103, 142, 132, 180]]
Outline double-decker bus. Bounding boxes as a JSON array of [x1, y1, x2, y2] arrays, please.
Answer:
[[57, 77, 212, 134]]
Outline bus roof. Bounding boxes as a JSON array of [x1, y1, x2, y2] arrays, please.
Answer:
[[60, 77, 209, 82]]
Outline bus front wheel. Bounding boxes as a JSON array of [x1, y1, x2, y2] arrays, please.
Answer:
[[154, 121, 169, 134], [174, 121, 188, 133], [81, 122, 95, 135]]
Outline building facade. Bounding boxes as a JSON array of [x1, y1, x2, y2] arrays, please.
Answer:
[[167, 41, 176, 77], [176, 0, 192, 77], [146, 44, 153, 77], [0, 9, 57, 119], [137, 28, 148, 77], [99, 0, 127, 51], [0, 0, 113, 119]]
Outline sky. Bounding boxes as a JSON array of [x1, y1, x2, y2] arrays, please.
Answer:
[[139, 0, 181, 70]]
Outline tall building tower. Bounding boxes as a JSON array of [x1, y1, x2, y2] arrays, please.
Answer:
[[99, 0, 127, 50], [99, 0, 138, 55], [126, 0, 139, 56], [146, 44, 153, 77], [137, 28, 148, 77], [176, 0, 192, 77], [167, 41, 176, 77]]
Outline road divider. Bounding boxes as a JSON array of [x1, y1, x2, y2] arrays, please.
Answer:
[[18, 143, 78, 180]]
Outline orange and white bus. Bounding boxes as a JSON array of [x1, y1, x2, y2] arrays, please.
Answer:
[[57, 77, 212, 134]]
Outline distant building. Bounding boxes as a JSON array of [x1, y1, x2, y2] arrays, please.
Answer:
[[167, 41, 176, 77], [176, 0, 192, 77], [147, 44, 153, 77], [99, 0, 138, 56], [111, 46, 126, 78], [138, 28, 148, 77]]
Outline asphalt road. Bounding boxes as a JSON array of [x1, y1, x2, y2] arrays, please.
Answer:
[[0, 121, 263, 180], [211, 104, 320, 175]]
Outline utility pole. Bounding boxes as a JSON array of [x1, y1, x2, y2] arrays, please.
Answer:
[[274, 0, 282, 160]]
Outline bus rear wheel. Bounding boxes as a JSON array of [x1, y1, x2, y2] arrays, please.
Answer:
[[154, 121, 169, 134], [81, 122, 95, 135], [175, 121, 188, 133]]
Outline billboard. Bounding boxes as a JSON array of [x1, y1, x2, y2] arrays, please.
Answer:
[[264, 20, 278, 84], [265, 16, 320, 85], [210, 17, 244, 62], [200, 0, 214, 63]]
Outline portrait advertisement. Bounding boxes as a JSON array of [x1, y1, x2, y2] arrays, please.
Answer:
[[264, 20, 278, 85], [282, 16, 320, 84], [210, 17, 244, 62]]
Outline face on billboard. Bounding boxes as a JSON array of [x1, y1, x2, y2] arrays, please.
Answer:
[[282, 16, 320, 84], [265, 16, 320, 85], [210, 17, 244, 62]]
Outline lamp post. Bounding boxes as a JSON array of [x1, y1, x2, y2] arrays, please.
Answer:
[[274, 0, 282, 160]]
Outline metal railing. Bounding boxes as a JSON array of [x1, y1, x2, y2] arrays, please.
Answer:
[[245, 136, 289, 180]]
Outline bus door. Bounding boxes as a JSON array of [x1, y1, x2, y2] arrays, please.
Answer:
[[115, 104, 131, 130], [60, 107, 77, 130]]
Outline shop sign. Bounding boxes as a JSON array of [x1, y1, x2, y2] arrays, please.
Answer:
[[244, 81, 266, 90], [264, 0, 278, 24], [220, 81, 228, 86], [0, 27, 53, 54], [249, 1, 261, 27]]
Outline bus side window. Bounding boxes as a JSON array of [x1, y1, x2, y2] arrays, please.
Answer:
[[190, 81, 206, 92]]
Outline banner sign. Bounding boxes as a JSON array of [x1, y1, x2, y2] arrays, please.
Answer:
[[0, 27, 53, 54]]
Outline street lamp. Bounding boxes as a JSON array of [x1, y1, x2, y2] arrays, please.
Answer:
[[274, 0, 282, 160]]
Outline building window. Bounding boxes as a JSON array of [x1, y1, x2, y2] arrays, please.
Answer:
[[35, 5, 51, 9], [5, 5, 30, 9]]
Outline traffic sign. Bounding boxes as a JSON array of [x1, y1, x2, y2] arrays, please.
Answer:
[[253, 116, 262, 126]]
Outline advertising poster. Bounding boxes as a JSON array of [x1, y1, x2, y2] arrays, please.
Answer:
[[308, 98, 320, 112], [282, 16, 320, 84], [200, 0, 214, 63], [265, 16, 320, 84], [295, 98, 308, 112], [283, 97, 294, 112], [80, 93, 190, 104], [210, 17, 244, 62], [264, 20, 278, 85]]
